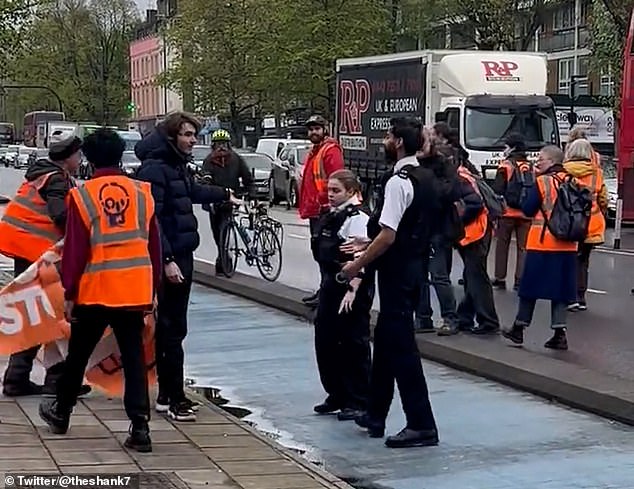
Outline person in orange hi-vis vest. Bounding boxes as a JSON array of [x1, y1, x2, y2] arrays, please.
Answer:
[[491, 134, 534, 291], [563, 138, 607, 312], [567, 126, 602, 171], [503, 145, 577, 351], [0, 134, 92, 399], [299, 115, 344, 308], [38, 129, 162, 454], [455, 164, 501, 335]]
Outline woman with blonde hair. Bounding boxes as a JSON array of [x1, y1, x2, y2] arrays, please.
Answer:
[[563, 138, 608, 311]]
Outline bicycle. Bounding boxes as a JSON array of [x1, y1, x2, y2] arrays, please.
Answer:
[[218, 201, 283, 282]]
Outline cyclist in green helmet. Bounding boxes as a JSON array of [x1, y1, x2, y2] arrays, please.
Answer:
[[202, 129, 256, 274]]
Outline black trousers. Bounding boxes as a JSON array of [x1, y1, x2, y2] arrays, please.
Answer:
[[457, 229, 500, 330], [208, 205, 233, 271], [56, 305, 149, 422], [155, 253, 193, 406], [368, 255, 437, 431], [309, 217, 325, 291], [2, 258, 63, 389], [314, 271, 372, 410]]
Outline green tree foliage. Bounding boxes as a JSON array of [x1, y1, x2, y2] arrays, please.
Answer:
[[400, 0, 553, 50], [9, 0, 138, 125], [590, 0, 634, 112], [161, 0, 392, 134], [0, 0, 42, 79]]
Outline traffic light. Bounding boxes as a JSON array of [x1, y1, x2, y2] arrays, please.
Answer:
[[126, 102, 137, 113]]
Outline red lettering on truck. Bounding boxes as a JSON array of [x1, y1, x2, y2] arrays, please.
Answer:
[[482, 61, 520, 81], [339, 79, 370, 135]]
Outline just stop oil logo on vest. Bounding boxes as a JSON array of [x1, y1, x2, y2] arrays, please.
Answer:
[[98, 181, 131, 227]]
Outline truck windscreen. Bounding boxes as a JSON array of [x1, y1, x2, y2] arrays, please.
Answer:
[[465, 107, 558, 151]]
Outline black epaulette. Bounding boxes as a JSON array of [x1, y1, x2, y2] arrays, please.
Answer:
[[395, 164, 416, 180]]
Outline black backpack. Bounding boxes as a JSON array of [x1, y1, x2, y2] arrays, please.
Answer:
[[505, 160, 535, 209], [475, 177, 506, 220], [541, 174, 592, 242]]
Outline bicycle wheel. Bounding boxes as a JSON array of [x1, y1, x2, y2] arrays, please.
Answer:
[[219, 222, 239, 278], [254, 225, 283, 282]]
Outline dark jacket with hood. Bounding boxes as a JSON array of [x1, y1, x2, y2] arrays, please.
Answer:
[[26, 158, 75, 232], [135, 128, 229, 260]]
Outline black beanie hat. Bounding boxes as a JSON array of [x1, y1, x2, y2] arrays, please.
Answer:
[[49, 135, 82, 162]]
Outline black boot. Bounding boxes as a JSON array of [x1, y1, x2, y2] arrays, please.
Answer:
[[39, 400, 70, 434], [385, 427, 439, 448], [544, 329, 568, 351], [124, 420, 152, 453], [502, 322, 525, 346], [354, 413, 385, 438], [337, 407, 364, 421], [3, 381, 43, 397], [313, 398, 340, 414]]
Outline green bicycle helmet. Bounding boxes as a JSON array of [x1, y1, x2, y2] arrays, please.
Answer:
[[211, 129, 231, 142]]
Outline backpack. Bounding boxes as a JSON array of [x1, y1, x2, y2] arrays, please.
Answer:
[[505, 160, 535, 209], [541, 174, 592, 242], [475, 178, 506, 220]]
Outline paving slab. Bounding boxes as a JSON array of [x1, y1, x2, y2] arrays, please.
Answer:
[[61, 464, 141, 474], [202, 446, 283, 461], [175, 469, 239, 488]]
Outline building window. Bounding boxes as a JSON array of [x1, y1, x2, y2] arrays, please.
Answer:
[[553, 3, 575, 30], [600, 68, 615, 96], [558, 57, 588, 95]]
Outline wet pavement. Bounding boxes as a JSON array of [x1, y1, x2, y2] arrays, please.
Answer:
[[184, 285, 634, 489]]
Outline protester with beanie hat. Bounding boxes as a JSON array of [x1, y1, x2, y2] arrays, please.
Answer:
[[0, 132, 89, 398]]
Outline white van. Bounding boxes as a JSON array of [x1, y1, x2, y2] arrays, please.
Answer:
[[256, 138, 310, 160]]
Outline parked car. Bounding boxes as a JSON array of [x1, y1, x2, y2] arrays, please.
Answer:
[[121, 151, 141, 177], [0, 147, 9, 167], [5, 144, 20, 167], [186, 145, 211, 175], [15, 146, 35, 169], [256, 138, 310, 161], [603, 156, 617, 223], [269, 143, 311, 209], [241, 152, 274, 199], [27, 148, 49, 168]]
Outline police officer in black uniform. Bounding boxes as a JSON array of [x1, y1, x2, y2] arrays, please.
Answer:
[[342, 117, 449, 448], [311, 170, 373, 421]]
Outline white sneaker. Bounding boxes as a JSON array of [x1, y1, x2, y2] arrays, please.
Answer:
[[155, 395, 169, 413]]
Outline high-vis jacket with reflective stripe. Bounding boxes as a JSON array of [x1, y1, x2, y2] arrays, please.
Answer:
[[499, 159, 533, 219], [526, 172, 578, 252], [0, 172, 65, 262], [457, 167, 488, 247], [70, 175, 155, 308]]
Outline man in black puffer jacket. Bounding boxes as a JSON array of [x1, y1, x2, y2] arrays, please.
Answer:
[[136, 112, 235, 423]]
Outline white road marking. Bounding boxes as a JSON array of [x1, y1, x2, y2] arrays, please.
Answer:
[[288, 233, 308, 240], [587, 288, 607, 295]]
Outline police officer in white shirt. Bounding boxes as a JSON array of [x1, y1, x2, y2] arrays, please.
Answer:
[[342, 117, 449, 448]]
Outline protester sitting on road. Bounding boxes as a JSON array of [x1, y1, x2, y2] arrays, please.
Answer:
[[299, 115, 345, 309], [0, 134, 91, 398], [39, 128, 160, 453], [563, 138, 607, 312], [503, 145, 577, 350], [136, 112, 239, 423], [201, 129, 256, 275], [311, 170, 373, 422]]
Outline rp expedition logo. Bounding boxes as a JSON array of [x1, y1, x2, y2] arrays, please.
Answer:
[[482, 61, 520, 82], [339, 79, 370, 135]]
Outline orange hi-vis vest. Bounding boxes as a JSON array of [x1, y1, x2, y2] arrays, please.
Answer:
[[500, 159, 532, 219], [526, 172, 578, 252], [311, 141, 338, 194], [575, 163, 606, 243], [457, 166, 488, 247], [0, 172, 66, 262], [590, 150, 601, 170], [70, 175, 155, 308]]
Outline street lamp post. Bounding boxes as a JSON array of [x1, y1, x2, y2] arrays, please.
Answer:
[[2, 85, 63, 112]]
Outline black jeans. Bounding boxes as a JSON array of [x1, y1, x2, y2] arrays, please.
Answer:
[[209, 205, 233, 271], [416, 235, 458, 327], [457, 230, 500, 330], [576, 243, 593, 303], [516, 297, 567, 329], [368, 256, 437, 431], [56, 305, 149, 422], [155, 253, 193, 406], [3, 258, 63, 390], [314, 271, 372, 410], [309, 217, 325, 291]]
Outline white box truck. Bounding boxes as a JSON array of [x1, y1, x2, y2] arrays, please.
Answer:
[[335, 50, 561, 197]]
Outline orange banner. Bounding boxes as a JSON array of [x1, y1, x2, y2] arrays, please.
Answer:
[[0, 242, 156, 397]]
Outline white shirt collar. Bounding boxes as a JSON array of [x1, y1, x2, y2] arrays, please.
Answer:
[[334, 195, 360, 211], [394, 155, 419, 172]]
